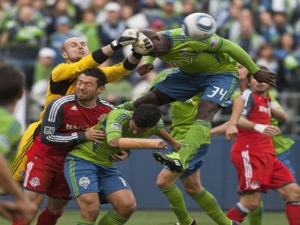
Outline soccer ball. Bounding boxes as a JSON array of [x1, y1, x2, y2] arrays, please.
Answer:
[[182, 13, 217, 40]]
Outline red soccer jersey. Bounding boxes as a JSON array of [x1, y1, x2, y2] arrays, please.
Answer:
[[232, 89, 275, 155], [27, 94, 114, 158]]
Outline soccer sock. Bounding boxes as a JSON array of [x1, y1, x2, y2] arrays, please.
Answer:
[[97, 209, 128, 225], [178, 120, 211, 169], [116, 101, 136, 110], [193, 188, 231, 225], [285, 202, 300, 225], [160, 184, 192, 225], [248, 200, 264, 225], [77, 219, 95, 225], [36, 207, 62, 225], [226, 203, 250, 223]]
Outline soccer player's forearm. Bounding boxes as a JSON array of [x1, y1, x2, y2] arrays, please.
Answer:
[[228, 95, 244, 126]]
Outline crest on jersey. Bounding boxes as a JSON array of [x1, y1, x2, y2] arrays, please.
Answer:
[[210, 37, 219, 48], [79, 176, 90, 189], [29, 177, 41, 187], [111, 122, 122, 130], [44, 126, 55, 134]]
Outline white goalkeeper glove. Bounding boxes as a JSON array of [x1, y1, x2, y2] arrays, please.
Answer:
[[132, 32, 154, 55], [110, 29, 139, 51]]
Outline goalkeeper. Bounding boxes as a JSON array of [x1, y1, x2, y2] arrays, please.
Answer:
[[9, 28, 153, 187]]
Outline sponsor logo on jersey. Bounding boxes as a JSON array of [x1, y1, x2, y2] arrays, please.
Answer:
[[259, 106, 271, 115], [44, 126, 55, 134], [111, 122, 122, 130], [29, 177, 40, 187], [70, 105, 78, 110], [65, 124, 90, 130], [79, 177, 90, 189]]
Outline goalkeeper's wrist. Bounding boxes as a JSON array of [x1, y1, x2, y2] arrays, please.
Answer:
[[132, 50, 143, 59], [254, 124, 267, 133], [110, 40, 122, 51]]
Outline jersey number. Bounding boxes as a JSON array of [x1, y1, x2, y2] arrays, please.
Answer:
[[207, 86, 228, 100]]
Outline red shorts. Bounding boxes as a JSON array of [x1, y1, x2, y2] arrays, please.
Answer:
[[230, 151, 295, 193], [24, 148, 71, 200]]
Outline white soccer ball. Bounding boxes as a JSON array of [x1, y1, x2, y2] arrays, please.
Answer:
[[182, 13, 217, 40]]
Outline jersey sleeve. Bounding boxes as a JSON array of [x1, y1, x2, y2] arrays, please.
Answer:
[[241, 90, 254, 117], [105, 110, 127, 143], [101, 61, 132, 83], [51, 54, 99, 82], [40, 99, 86, 146]]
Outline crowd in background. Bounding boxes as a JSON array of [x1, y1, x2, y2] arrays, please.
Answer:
[[0, 0, 300, 134]]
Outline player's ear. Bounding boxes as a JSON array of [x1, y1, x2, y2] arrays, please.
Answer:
[[61, 51, 68, 59]]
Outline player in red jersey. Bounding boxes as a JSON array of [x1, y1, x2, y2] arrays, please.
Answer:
[[211, 70, 300, 225], [13, 68, 118, 225]]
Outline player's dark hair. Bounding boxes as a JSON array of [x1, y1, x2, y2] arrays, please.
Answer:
[[82, 68, 107, 87], [132, 104, 161, 128], [0, 63, 24, 104]]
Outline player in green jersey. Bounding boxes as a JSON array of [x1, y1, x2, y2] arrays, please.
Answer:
[[136, 69, 242, 225], [0, 63, 37, 223], [120, 28, 276, 173], [64, 104, 181, 225]]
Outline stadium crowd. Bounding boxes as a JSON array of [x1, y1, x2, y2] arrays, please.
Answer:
[[0, 0, 300, 132]]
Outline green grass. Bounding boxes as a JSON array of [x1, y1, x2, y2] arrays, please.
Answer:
[[0, 209, 288, 225]]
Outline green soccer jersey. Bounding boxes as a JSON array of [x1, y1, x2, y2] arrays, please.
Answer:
[[144, 28, 259, 75], [0, 106, 22, 165], [69, 109, 164, 166], [269, 90, 294, 155]]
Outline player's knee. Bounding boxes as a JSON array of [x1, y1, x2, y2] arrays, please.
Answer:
[[279, 183, 300, 202], [183, 184, 202, 196], [115, 200, 136, 218], [81, 204, 100, 220]]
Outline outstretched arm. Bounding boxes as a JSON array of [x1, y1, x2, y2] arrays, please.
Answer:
[[217, 38, 276, 86]]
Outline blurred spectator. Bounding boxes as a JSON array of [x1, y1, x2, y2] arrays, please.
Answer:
[[139, 0, 161, 22], [122, 4, 149, 30], [0, 5, 45, 91], [217, 1, 242, 41], [232, 19, 265, 60], [150, 19, 166, 32], [97, 2, 128, 65], [273, 10, 294, 36], [91, 0, 108, 24], [47, 0, 82, 36], [256, 43, 279, 74], [101, 79, 133, 105], [28, 47, 56, 123], [283, 46, 300, 92], [74, 8, 101, 52], [49, 15, 86, 66], [273, 33, 296, 91], [151, 0, 183, 30], [181, 0, 198, 17], [259, 10, 281, 45]]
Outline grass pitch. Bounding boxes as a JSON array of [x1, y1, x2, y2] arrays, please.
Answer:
[[0, 209, 288, 224]]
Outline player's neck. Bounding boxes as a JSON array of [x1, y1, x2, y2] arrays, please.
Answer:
[[77, 100, 97, 108]]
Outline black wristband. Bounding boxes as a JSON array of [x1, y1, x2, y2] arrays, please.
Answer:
[[110, 40, 121, 51], [124, 58, 137, 70], [132, 50, 143, 59], [92, 48, 109, 64]]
